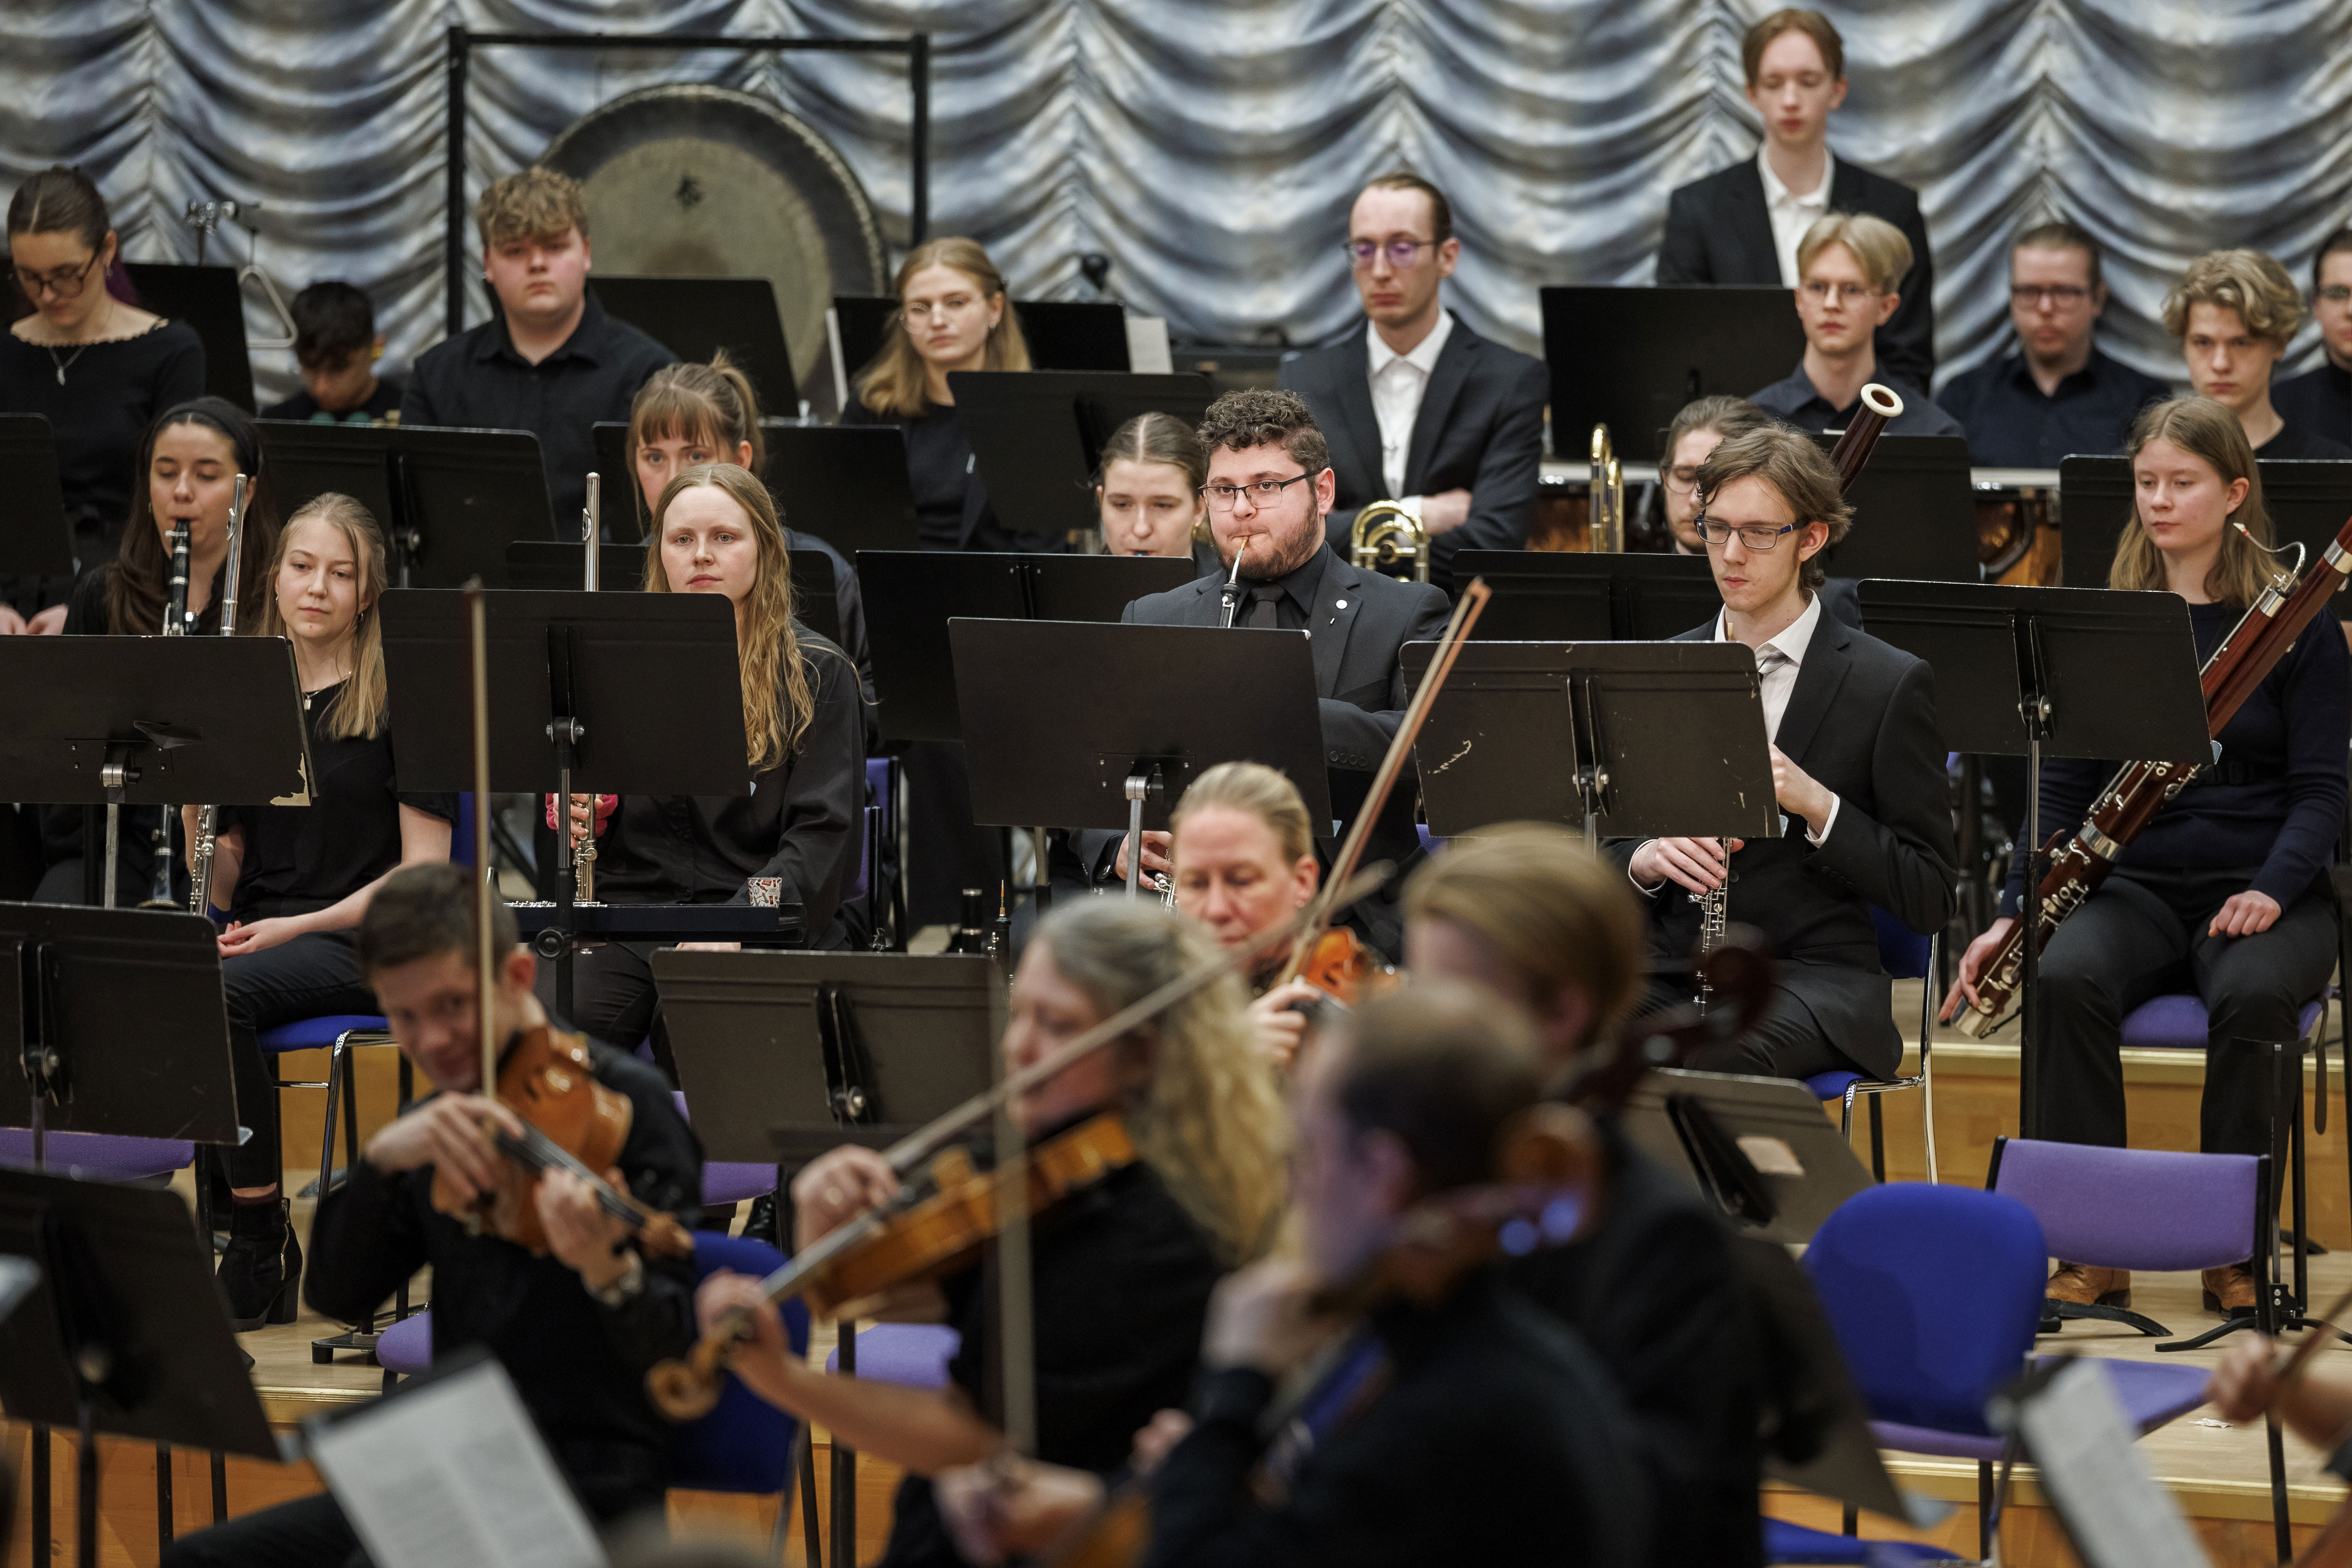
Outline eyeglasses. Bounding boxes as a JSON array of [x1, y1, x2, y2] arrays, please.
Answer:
[[1345, 239, 1437, 271], [12, 251, 100, 302], [2320, 286, 2352, 304], [1662, 464, 1703, 494], [1203, 473, 1314, 510], [1801, 280, 1880, 304], [1694, 515, 1800, 551], [2011, 284, 2092, 306]]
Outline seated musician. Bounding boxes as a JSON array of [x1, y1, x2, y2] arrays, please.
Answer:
[[1660, 395, 1773, 555], [2165, 247, 2352, 460], [1402, 824, 1762, 1568], [161, 863, 702, 1565], [627, 352, 874, 707], [260, 281, 404, 425], [1753, 212, 1963, 440], [1657, 8, 1934, 388], [1948, 396, 2349, 1316], [188, 493, 454, 1329], [2272, 227, 2352, 445], [1167, 761, 1327, 1067], [547, 463, 864, 1058], [36, 397, 281, 908], [1615, 424, 1956, 1083], [1100, 388, 1452, 957], [1277, 172, 1545, 589], [1097, 409, 1220, 575], [694, 899, 1288, 1568], [1935, 221, 2168, 467], [400, 167, 676, 530], [935, 983, 1650, 1567]]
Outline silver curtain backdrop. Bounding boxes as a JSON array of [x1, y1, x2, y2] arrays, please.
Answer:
[[4, 0, 2347, 408]]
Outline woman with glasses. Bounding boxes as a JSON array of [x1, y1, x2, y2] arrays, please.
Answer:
[[0, 165, 204, 634], [1751, 212, 1963, 440]]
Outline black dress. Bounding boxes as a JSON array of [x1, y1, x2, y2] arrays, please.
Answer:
[[210, 680, 455, 1188]]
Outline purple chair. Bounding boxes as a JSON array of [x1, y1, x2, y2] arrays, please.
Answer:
[[1805, 908, 1939, 1183], [672, 1092, 777, 1208], [823, 1323, 958, 1387], [0, 1130, 194, 1182]]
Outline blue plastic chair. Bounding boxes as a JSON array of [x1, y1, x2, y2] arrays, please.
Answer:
[[1806, 908, 1938, 1183], [1762, 1518, 1959, 1566], [255, 1014, 394, 1200]]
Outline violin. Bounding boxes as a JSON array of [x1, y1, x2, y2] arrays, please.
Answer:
[[1291, 927, 1398, 1010]]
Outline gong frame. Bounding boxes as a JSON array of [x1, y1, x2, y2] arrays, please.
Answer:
[[443, 26, 931, 337]]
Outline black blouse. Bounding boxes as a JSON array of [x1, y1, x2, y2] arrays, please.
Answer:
[[217, 679, 455, 922], [586, 632, 866, 947], [0, 319, 204, 568]]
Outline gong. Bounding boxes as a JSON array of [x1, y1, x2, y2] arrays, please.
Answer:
[[541, 84, 887, 414]]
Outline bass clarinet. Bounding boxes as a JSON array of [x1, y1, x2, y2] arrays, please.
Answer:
[[1693, 383, 1906, 1012], [1951, 514, 2352, 1037], [187, 474, 250, 918]]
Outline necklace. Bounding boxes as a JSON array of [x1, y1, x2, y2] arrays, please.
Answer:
[[43, 298, 116, 384]]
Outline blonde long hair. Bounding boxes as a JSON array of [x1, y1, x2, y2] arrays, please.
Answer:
[[853, 237, 1031, 418], [256, 491, 388, 740], [2112, 397, 2285, 609], [645, 464, 815, 768], [1034, 901, 1289, 1266]]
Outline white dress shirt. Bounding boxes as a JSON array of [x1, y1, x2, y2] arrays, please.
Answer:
[[1715, 591, 1840, 844], [1366, 308, 1455, 505], [1758, 145, 1833, 287]]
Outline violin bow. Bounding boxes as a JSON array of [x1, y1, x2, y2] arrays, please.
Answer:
[[1273, 576, 1491, 986]]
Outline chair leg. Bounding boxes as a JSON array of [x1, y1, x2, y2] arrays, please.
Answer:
[[1921, 1043, 1939, 1185], [1920, 935, 1939, 1184], [799, 1433, 823, 1568], [317, 1038, 344, 1200], [1868, 1095, 1886, 1183], [1977, 1458, 1993, 1563], [1840, 1086, 1855, 1142], [340, 1038, 362, 1183], [2269, 1409, 2293, 1566]]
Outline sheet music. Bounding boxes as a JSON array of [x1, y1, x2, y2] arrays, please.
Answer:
[[2014, 1358, 2208, 1568], [310, 1359, 607, 1568]]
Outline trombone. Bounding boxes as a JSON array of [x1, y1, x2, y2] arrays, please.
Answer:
[[1350, 499, 1429, 582], [1589, 424, 1625, 554]]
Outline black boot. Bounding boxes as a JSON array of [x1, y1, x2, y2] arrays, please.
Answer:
[[743, 1192, 780, 1249], [216, 1197, 301, 1332]]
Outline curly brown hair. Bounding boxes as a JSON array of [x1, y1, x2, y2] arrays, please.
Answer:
[[1194, 388, 1331, 477], [475, 167, 589, 250]]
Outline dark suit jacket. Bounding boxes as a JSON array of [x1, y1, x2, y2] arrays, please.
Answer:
[[1609, 609, 1956, 1078], [1656, 156, 1936, 392], [1279, 316, 1547, 591], [1090, 545, 1453, 952]]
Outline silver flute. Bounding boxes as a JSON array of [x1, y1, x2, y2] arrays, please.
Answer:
[[145, 519, 193, 907], [188, 475, 249, 917]]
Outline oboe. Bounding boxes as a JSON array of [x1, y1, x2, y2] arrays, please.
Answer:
[[188, 475, 249, 918], [144, 519, 193, 908]]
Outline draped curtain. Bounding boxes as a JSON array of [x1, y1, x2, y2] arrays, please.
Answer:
[[3, 0, 2347, 408]]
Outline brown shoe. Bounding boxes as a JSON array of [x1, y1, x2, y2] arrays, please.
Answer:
[[2047, 1262, 2130, 1307], [2202, 1263, 2258, 1315]]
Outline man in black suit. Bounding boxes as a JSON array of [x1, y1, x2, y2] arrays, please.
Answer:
[[1613, 425, 1955, 1082], [1097, 388, 1451, 954], [1656, 9, 1935, 391], [1279, 173, 1546, 590], [2274, 226, 2352, 446]]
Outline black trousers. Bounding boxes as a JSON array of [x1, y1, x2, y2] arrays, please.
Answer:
[[1676, 980, 1865, 1082], [159, 1491, 369, 1568], [2035, 865, 2338, 1154], [533, 938, 664, 1052], [220, 931, 377, 1189]]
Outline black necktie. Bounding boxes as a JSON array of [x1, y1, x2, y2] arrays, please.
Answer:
[[1246, 585, 1284, 629]]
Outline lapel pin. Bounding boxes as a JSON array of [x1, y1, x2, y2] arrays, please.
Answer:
[[1335, 599, 1347, 609]]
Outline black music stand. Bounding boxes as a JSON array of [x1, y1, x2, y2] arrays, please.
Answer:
[[1857, 581, 2210, 1135], [949, 370, 1212, 537], [257, 421, 556, 586], [1811, 433, 1980, 583], [378, 590, 749, 1018], [950, 619, 1332, 898], [1540, 286, 1807, 462], [1399, 640, 1781, 850], [503, 540, 649, 591], [123, 261, 255, 412], [592, 275, 798, 410], [0, 414, 78, 578], [1617, 1068, 1876, 1245], [0, 1170, 278, 1568], [858, 553, 1198, 744], [831, 296, 1132, 390], [2062, 455, 2352, 592], [768, 426, 923, 559], [0, 635, 313, 906], [1453, 550, 1719, 642]]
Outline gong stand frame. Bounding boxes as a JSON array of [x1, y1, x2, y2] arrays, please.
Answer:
[[443, 26, 931, 337]]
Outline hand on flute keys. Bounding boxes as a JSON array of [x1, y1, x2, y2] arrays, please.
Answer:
[[1629, 836, 1743, 895], [1940, 916, 2016, 1022], [1112, 830, 1173, 885], [544, 792, 617, 853]]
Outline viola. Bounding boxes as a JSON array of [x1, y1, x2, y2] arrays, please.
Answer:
[[428, 1022, 693, 1261]]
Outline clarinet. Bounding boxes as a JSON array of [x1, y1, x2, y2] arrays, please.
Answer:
[[144, 519, 193, 907], [188, 475, 249, 919], [1690, 384, 1905, 1014], [574, 473, 600, 904], [1952, 515, 2352, 1037]]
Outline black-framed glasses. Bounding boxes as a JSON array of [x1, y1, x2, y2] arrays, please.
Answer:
[[1203, 473, 1314, 510], [1345, 238, 1437, 271], [2011, 284, 2092, 306], [1694, 515, 1800, 551], [11, 250, 100, 302], [2320, 285, 2352, 304]]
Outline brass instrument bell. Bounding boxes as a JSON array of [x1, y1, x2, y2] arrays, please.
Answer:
[[1589, 424, 1625, 554], [1351, 499, 1429, 583]]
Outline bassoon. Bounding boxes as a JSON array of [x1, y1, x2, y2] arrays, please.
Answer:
[[1951, 517, 2352, 1037]]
